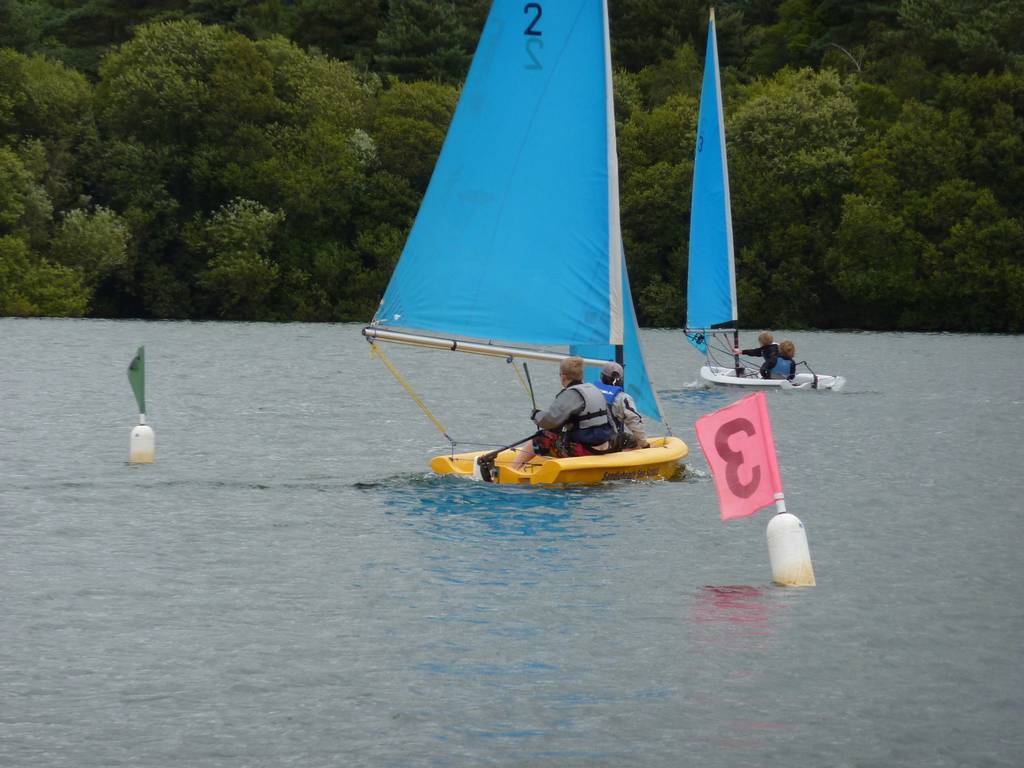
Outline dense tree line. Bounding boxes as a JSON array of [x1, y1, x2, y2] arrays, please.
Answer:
[[0, 0, 1022, 331]]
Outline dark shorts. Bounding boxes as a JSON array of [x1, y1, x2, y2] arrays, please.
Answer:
[[532, 430, 600, 458], [619, 431, 639, 450]]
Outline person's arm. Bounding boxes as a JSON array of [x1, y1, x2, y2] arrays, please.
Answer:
[[619, 393, 649, 447], [533, 389, 583, 430], [741, 345, 764, 357]]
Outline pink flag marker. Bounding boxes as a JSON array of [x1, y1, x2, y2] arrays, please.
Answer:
[[695, 392, 784, 521]]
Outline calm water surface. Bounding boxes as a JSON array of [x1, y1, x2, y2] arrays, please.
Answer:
[[1, 319, 1022, 767]]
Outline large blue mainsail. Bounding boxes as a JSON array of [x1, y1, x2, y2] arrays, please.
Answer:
[[373, 0, 623, 347], [685, 10, 737, 353], [373, 0, 662, 421]]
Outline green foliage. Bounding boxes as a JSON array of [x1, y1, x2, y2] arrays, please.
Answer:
[[0, 48, 91, 143], [195, 197, 283, 320], [637, 278, 685, 329], [376, 0, 472, 85], [612, 69, 643, 122], [372, 80, 457, 192], [292, 0, 383, 66], [826, 193, 931, 328], [618, 95, 695, 325], [95, 21, 230, 148], [49, 206, 130, 288], [634, 44, 702, 110], [0, 3, 1021, 331], [0, 234, 89, 316], [899, 0, 1024, 74], [0, 1, 41, 52], [855, 101, 967, 201], [748, 0, 828, 74], [83, 21, 378, 318], [849, 80, 902, 136], [935, 72, 1024, 213], [350, 223, 405, 307], [609, 0, 705, 73], [728, 68, 861, 326], [925, 187, 1024, 332], [0, 48, 93, 212], [0, 144, 53, 246]]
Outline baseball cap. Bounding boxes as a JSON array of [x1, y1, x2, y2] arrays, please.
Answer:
[[601, 361, 623, 379]]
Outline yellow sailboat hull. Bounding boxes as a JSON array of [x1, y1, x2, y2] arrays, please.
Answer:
[[430, 436, 688, 485]]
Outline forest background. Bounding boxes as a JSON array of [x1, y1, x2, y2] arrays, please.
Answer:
[[1, 0, 1022, 331]]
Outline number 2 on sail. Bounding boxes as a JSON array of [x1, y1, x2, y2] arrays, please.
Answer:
[[713, 418, 761, 498], [524, 3, 543, 70]]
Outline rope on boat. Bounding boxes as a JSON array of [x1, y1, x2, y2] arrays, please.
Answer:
[[507, 357, 531, 398], [368, 342, 672, 454], [705, 331, 819, 382], [705, 331, 738, 368], [369, 342, 454, 448], [368, 343, 541, 457]]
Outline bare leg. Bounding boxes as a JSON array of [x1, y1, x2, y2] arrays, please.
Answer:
[[510, 439, 536, 470]]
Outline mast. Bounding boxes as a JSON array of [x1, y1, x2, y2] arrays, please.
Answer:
[[603, 0, 624, 346]]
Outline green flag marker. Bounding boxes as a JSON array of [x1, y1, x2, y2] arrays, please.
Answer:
[[127, 346, 145, 416]]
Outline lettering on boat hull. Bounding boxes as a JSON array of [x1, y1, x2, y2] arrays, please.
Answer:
[[601, 466, 664, 482]]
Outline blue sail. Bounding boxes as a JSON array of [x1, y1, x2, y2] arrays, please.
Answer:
[[572, 250, 661, 421], [374, 0, 624, 347], [685, 12, 737, 350]]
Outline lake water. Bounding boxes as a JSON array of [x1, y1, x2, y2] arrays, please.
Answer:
[[1, 318, 1022, 767]]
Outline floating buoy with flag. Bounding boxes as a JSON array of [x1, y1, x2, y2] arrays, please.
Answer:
[[127, 346, 154, 464], [694, 391, 815, 586]]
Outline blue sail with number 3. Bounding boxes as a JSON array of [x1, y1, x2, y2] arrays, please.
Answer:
[[685, 10, 738, 353], [372, 0, 661, 420]]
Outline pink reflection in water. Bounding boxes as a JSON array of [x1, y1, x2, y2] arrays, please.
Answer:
[[693, 585, 779, 632], [686, 587, 796, 751]]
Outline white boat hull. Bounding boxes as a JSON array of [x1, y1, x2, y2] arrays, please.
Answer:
[[700, 365, 845, 391]]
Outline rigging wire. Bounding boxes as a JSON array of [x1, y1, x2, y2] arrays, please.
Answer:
[[508, 357, 531, 397], [704, 331, 818, 378], [368, 341, 454, 449], [368, 342, 534, 456], [705, 330, 739, 369], [369, 340, 672, 454]]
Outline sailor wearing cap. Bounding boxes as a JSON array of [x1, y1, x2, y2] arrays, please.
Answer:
[[594, 361, 649, 450]]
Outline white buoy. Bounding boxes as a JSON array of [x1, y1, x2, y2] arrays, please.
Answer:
[[766, 495, 815, 586], [130, 416, 155, 464]]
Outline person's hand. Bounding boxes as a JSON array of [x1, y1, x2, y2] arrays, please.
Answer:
[[732, 347, 741, 355]]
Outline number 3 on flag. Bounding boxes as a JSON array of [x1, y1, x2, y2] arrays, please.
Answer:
[[714, 417, 761, 499], [696, 393, 784, 521]]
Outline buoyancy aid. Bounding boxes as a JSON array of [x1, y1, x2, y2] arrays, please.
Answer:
[[565, 383, 615, 445], [594, 381, 627, 444], [567, 383, 612, 430], [768, 357, 796, 379], [594, 381, 622, 405]]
